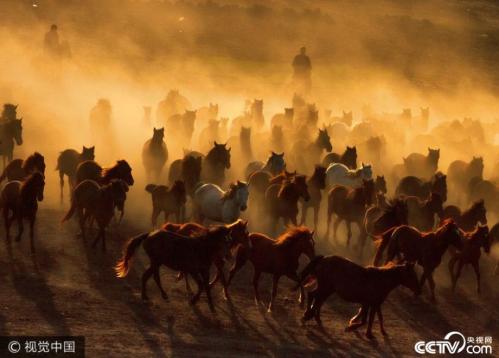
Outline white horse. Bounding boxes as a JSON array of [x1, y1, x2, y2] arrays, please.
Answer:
[[326, 162, 373, 188], [193, 181, 249, 223]]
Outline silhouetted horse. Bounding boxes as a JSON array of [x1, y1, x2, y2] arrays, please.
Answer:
[[56, 146, 95, 200], [226, 227, 315, 311], [145, 180, 186, 227], [142, 127, 168, 181], [365, 198, 408, 237], [374, 175, 387, 194], [0, 118, 23, 167], [441, 200, 487, 231], [395, 172, 447, 202], [271, 107, 294, 129], [76, 159, 134, 187], [115, 225, 232, 310], [448, 224, 490, 294], [326, 179, 375, 249], [245, 151, 286, 179], [166, 110, 196, 145], [447, 156, 483, 203], [322, 146, 357, 169], [404, 192, 443, 231], [292, 128, 332, 173], [0, 172, 44, 252], [467, 177, 499, 215], [202, 142, 231, 185], [301, 166, 327, 231], [0, 152, 45, 183], [168, 154, 202, 197], [296, 256, 420, 338], [375, 219, 463, 301], [402, 148, 440, 178]]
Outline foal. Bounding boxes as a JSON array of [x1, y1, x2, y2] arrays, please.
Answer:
[[145, 180, 186, 227], [1, 172, 45, 252]]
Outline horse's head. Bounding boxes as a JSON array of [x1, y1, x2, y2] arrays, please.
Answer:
[[183, 110, 196, 129], [211, 142, 231, 169], [209, 103, 219, 116], [428, 147, 440, 165], [312, 165, 327, 190], [420, 107, 430, 120], [343, 110, 353, 126], [440, 219, 464, 250], [317, 128, 332, 152], [269, 151, 286, 175], [470, 156, 484, 177], [391, 198, 409, 225], [432, 172, 447, 202], [252, 99, 263, 114], [279, 227, 315, 260], [375, 175, 387, 194], [345, 146, 357, 169], [360, 163, 373, 179], [117, 160, 134, 186], [233, 180, 249, 211], [472, 199, 487, 225], [284, 107, 294, 119], [399, 262, 421, 297], [172, 180, 187, 205], [296, 227, 316, 260], [293, 175, 310, 202], [29, 152, 46, 174], [226, 219, 249, 248], [82, 146, 95, 161], [208, 225, 233, 257], [153, 127, 164, 141]]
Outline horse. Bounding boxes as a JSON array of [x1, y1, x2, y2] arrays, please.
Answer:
[[142, 127, 168, 181], [326, 179, 375, 249], [326, 162, 372, 189], [441, 200, 487, 231], [0, 118, 23, 167], [301, 166, 327, 231], [403, 192, 443, 231], [271, 107, 294, 129], [374, 219, 463, 301], [467, 177, 499, 215], [0, 152, 45, 183], [248, 169, 294, 211], [76, 159, 134, 187], [145, 180, 186, 227], [168, 154, 202, 197], [202, 142, 231, 186], [62, 179, 128, 250], [291, 128, 332, 173], [166, 110, 196, 145], [193, 181, 249, 224], [374, 175, 387, 194], [491, 223, 499, 275], [321, 146, 357, 170], [245, 151, 286, 182], [56, 146, 95, 200], [447, 157, 484, 200], [115, 225, 232, 310], [0, 172, 45, 252], [364, 198, 408, 237], [226, 226, 315, 312], [402, 147, 440, 178], [264, 175, 310, 231], [395, 172, 447, 202], [448, 224, 490, 294], [295, 256, 420, 338]]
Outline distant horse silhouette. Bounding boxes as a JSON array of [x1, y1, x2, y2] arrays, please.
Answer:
[[322, 146, 357, 169], [76, 159, 134, 187], [374, 175, 387, 194], [166, 110, 196, 145], [271, 107, 294, 129], [404, 192, 443, 231], [245, 151, 286, 179], [395, 172, 447, 202], [326, 163, 372, 188], [447, 156, 483, 203], [296, 256, 420, 338], [326, 179, 375, 248], [202, 142, 231, 185], [142, 127, 168, 181], [441, 200, 487, 231], [238, 126, 253, 163], [402, 148, 440, 178], [193, 181, 249, 223], [226, 227, 315, 311], [168, 154, 202, 197], [0, 118, 23, 167], [0, 152, 45, 183], [0, 172, 44, 252], [292, 128, 332, 173], [301, 166, 327, 231], [145, 180, 186, 227], [467, 177, 499, 215], [374, 219, 462, 301], [448, 224, 490, 294], [56, 146, 95, 200], [115, 225, 232, 310]]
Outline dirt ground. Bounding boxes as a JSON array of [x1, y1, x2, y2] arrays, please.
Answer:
[[0, 198, 498, 358]]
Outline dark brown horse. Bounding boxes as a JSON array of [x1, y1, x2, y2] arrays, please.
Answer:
[[0, 172, 45, 252], [395, 172, 447, 202], [296, 256, 420, 338], [375, 219, 463, 301], [264, 175, 310, 231], [374, 175, 387, 194], [448, 224, 490, 294], [202, 142, 231, 185], [301, 166, 327, 231], [168, 154, 202, 197], [145, 180, 186, 227], [447, 156, 483, 203], [0, 152, 45, 183], [56, 146, 95, 200], [403, 192, 443, 231], [322, 146, 357, 169], [326, 179, 375, 248], [0, 118, 23, 167], [115, 225, 232, 310], [441, 200, 487, 231], [76, 159, 134, 187], [226, 227, 315, 311], [142, 127, 168, 181]]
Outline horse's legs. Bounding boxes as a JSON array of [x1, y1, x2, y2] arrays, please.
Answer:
[[201, 269, 215, 311], [152, 265, 168, 300], [29, 216, 36, 253], [310, 293, 327, 327], [472, 261, 481, 294], [3, 208, 11, 240], [300, 204, 308, 226], [151, 208, 160, 228], [286, 272, 304, 306], [427, 273, 437, 302], [227, 247, 247, 288], [189, 272, 204, 305], [141, 265, 155, 300], [366, 305, 376, 339], [15, 213, 23, 242], [346, 221, 352, 247], [268, 274, 281, 312], [77, 208, 86, 239], [252, 269, 262, 306], [452, 260, 464, 292], [448, 257, 458, 291], [326, 210, 332, 238], [313, 205, 319, 232], [59, 172, 64, 202], [209, 258, 228, 300], [333, 217, 342, 242], [376, 305, 387, 335]]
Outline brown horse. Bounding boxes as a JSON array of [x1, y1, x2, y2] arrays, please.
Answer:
[[395, 172, 447, 202], [226, 226, 315, 312], [161, 219, 249, 299], [264, 175, 310, 231], [447, 156, 484, 203], [0, 172, 45, 252], [321, 146, 357, 169], [0, 152, 45, 183], [56, 146, 95, 200], [403, 192, 443, 231], [145, 181, 186, 227], [76, 159, 134, 187], [301, 166, 326, 231], [296, 256, 420, 338], [448, 224, 490, 294], [441, 200, 487, 231], [115, 225, 232, 310], [202, 142, 231, 186], [326, 179, 375, 248], [168, 154, 202, 197], [142, 127, 168, 181], [376, 219, 463, 300], [62, 179, 128, 250]]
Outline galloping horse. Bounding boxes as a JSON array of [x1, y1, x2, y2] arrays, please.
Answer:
[[0, 118, 23, 168]]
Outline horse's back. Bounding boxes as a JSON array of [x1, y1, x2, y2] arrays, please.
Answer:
[[76, 160, 102, 183], [326, 163, 349, 186]]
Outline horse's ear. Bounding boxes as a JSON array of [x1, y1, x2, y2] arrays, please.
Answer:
[[362, 162, 365, 167], [214, 141, 218, 146]]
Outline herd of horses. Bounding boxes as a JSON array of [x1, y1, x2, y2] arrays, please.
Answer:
[[1, 95, 499, 339]]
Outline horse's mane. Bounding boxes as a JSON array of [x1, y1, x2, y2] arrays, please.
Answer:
[[103, 160, 130, 179], [206, 144, 228, 166], [273, 226, 311, 247], [466, 200, 484, 215], [22, 152, 43, 171]]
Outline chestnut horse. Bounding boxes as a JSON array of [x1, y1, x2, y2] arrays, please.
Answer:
[[448, 224, 490, 294], [145, 180, 186, 227], [295, 256, 420, 338]]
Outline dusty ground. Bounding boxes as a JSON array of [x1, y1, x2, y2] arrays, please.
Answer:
[[0, 200, 498, 358]]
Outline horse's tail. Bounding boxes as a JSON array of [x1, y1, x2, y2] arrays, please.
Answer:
[[373, 227, 396, 266], [115, 232, 148, 278], [292, 255, 324, 291], [61, 197, 77, 223], [145, 184, 157, 194]]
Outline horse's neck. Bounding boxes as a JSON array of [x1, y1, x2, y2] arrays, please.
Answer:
[[279, 184, 299, 203]]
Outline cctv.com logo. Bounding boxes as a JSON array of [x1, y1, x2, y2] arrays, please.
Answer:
[[415, 331, 493, 355]]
